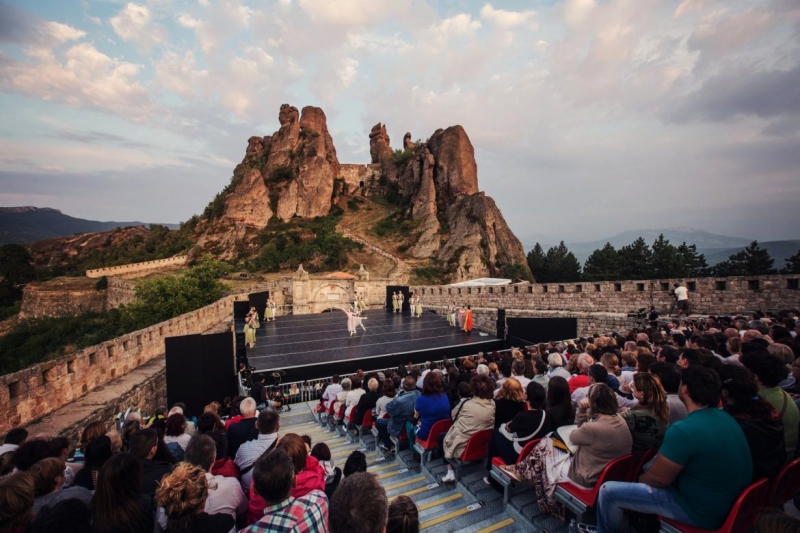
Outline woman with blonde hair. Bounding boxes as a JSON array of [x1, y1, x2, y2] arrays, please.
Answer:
[[622, 372, 670, 459], [494, 378, 526, 429], [156, 463, 233, 533]]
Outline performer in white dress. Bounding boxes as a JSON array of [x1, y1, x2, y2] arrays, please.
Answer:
[[392, 292, 398, 313], [414, 296, 422, 318], [343, 308, 366, 336], [447, 301, 457, 326], [397, 292, 404, 313], [358, 292, 366, 312], [265, 297, 276, 321]]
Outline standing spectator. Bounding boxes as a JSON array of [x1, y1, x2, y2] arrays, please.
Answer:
[[742, 351, 799, 456], [673, 282, 689, 317], [226, 398, 258, 459], [329, 472, 386, 533], [589, 367, 752, 533], [91, 452, 154, 533], [235, 408, 281, 492], [241, 450, 328, 533], [386, 495, 419, 533], [156, 463, 233, 533], [440, 375, 495, 484], [622, 373, 670, 459], [29, 458, 92, 513], [0, 471, 34, 533], [408, 372, 450, 443], [184, 435, 247, 528], [128, 429, 173, 499], [719, 365, 787, 481], [74, 436, 112, 492]]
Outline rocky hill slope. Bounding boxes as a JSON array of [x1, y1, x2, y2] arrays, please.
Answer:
[[196, 104, 531, 282]]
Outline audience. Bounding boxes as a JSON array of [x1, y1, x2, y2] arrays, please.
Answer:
[[74, 436, 112, 492], [377, 377, 420, 455], [544, 376, 574, 429], [129, 429, 173, 499], [621, 372, 670, 459], [492, 378, 526, 429], [226, 398, 258, 460], [343, 450, 367, 477], [329, 472, 386, 533], [386, 495, 419, 533], [91, 452, 153, 533], [408, 372, 450, 443], [156, 463, 234, 533], [235, 408, 280, 492], [29, 457, 91, 513], [373, 379, 397, 419]]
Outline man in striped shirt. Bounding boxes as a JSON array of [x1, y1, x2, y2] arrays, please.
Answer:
[[243, 448, 328, 533], [235, 408, 280, 492]]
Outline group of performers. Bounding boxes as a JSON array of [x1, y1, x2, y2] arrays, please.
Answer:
[[242, 297, 278, 349], [409, 294, 423, 317], [390, 291, 404, 313], [446, 300, 473, 332]]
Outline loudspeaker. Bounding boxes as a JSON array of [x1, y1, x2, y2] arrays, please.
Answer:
[[496, 309, 506, 340]]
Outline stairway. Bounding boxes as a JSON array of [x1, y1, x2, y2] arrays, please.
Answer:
[[278, 402, 566, 533]]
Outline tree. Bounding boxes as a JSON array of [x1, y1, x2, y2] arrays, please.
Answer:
[[583, 243, 622, 281], [650, 234, 683, 279], [0, 244, 36, 307], [714, 241, 776, 276], [676, 243, 710, 277], [784, 249, 800, 274], [618, 237, 653, 280], [540, 242, 581, 283], [526, 243, 546, 282]]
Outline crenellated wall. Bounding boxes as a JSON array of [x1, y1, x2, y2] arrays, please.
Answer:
[[0, 294, 246, 434], [338, 163, 380, 195], [85, 256, 187, 279], [411, 274, 800, 316]]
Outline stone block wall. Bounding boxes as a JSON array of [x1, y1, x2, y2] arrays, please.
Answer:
[[413, 274, 800, 315], [0, 294, 245, 434], [106, 278, 137, 308], [20, 282, 106, 319], [338, 163, 379, 195], [86, 256, 187, 279]]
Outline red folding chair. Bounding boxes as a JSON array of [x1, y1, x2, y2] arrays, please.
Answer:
[[447, 428, 493, 481], [659, 478, 769, 533], [338, 407, 356, 437], [413, 419, 453, 467], [766, 457, 800, 508], [555, 454, 634, 519], [629, 448, 658, 481], [489, 438, 541, 504]]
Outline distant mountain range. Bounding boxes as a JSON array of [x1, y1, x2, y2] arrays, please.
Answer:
[[524, 227, 800, 268], [0, 207, 179, 244]]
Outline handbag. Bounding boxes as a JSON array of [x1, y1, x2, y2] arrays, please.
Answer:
[[498, 410, 547, 453]]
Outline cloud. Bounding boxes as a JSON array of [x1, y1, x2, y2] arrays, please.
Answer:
[[480, 4, 536, 30], [109, 3, 166, 51]]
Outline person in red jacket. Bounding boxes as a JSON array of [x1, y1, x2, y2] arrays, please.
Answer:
[[568, 354, 595, 394], [246, 434, 325, 526]]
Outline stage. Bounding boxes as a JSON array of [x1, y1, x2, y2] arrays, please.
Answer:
[[234, 308, 504, 382]]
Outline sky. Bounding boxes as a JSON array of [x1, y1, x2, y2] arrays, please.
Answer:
[[0, 0, 799, 245]]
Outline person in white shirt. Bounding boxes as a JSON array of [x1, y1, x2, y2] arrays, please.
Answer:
[[673, 282, 689, 317], [345, 377, 366, 417], [547, 353, 571, 381], [321, 375, 343, 409], [508, 359, 531, 391], [185, 434, 247, 532], [235, 408, 280, 492]]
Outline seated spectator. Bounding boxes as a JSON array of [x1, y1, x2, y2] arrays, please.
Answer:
[[156, 463, 233, 533], [91, 452, 154, 533], [196, 412, 224, 434], [343, 451, 367, 477], [329, 472, 387, 533], [622, 373, 670, 459], [129, 429, 173, 499], [13, 439, 52, 472], [74, 436, 112, 492], [545, 376, 575, 429], [28, 498, 91, 533], [519, 384, 632, 520], [742, 351, 799, 455], [206, 431, 238, 479], [226, 397, 258, 459], [332, 378, 352, 418], [317, 374, 343, 413], [571, 365, 637, 411], [657, 344, 679, 364], [0, 428, 27, 455], [241, 449, 328, 533], [0, 451, 15, 478], [509, 359, 531, 390], [119, 420, 140, 453], [532, 359, 550, 392], [46, 437, 75, 489], [223, 397, 244, 431], [440, 375, 496, 484], [353, 378, 381, 430], [235, 408, 280, 492], [345, 377, 365, 418], [600, 353, 621, 389], [168, 404, 196, 435], [719, 365, 787, 481], [589, 366, 752, 533], [376, 377, 420, 455], [29, 457, 92, 514], [163, 413, 191, 454], [649, 362, 688, 423], [106, 431, 123, 455], [408, 372, 450, 443], [568, 354, 594, 393], [73, 421, 106, 464], [493, 377, 526, 429], [0, 471, 35, 532], [386, 495, 419, 533], [184, 435, 247, 528], [373, 379, 397, 419], [487, 381, 552, 483], [246, 433, 325, 526], [311, 443, 341, 498]]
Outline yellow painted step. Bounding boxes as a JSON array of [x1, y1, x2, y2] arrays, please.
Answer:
[[383, 476, 426, 492], [420, 506, 471, 530], [417, 492, 463, 512], [475, 518, 516, 533]]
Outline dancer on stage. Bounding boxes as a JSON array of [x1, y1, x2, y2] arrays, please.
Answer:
[[447, 301, 457, 326], [409, 293, 417, 317], [392, 292, 399, 313], [457, 305, 466, 329], [398, 291, 404, 313], [243, 316, 257, 349], [358, 292, 366, 312], [415, 295, 423, 318], [343, 307, 367, 336], [265, 297, 276, 322], [462, 305, 473, 333]]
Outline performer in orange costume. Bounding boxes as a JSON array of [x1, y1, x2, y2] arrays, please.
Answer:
[[462, 305, 473, 333]]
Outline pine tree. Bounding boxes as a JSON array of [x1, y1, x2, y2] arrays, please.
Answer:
[[541, 241, 581, 282], [650, 234, 683, 278], [783, 248, 800, 274], [714, 241, 776, 276], [583, 243, 622, 281], [676, 243, 710, 277], [526, 243, 546, 282], [618, 237, 653, 280]]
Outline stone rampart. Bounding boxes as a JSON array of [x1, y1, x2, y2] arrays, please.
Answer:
[[338, 163, 380, 195], [0, 294, 245, 434], [412, 274, 800, 315], [19, 281, 106, 319], [106, 278, 137, 308], [85, 256, 187, 279]]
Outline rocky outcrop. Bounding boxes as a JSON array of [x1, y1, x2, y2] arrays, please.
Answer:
[[369, 124, 392, 164], [26, 226, 151, 267], [427, 126, 479, 202], [403, 133, 416, 151]]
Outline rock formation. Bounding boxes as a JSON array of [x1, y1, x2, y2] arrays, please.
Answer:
[[403, 133, 416, 151], [369, 124, 392, 164]]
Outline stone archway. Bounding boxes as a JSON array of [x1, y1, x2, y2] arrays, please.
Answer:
[[309, 282, 352, 313]]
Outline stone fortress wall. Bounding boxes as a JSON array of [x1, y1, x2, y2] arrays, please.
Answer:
[[85, 255, 187, 279], [337, 163, 380, 195], [20, 278, 138, 319]]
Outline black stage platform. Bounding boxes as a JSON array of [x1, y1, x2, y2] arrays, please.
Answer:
[[234, 309, 503, 382]]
